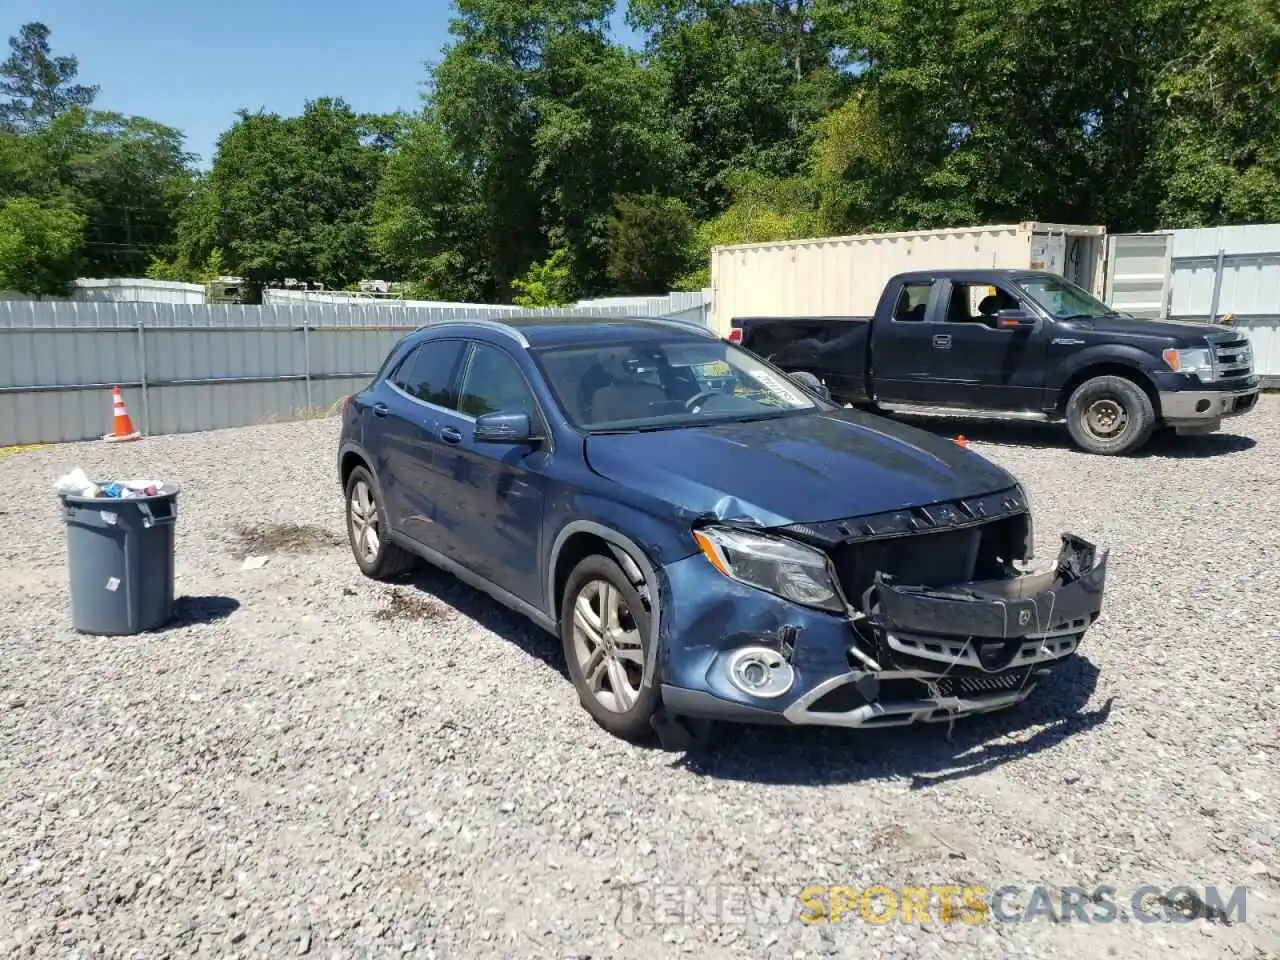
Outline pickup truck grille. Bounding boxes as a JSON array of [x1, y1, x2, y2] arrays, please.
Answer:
[[1213, 337, 1254, 380]]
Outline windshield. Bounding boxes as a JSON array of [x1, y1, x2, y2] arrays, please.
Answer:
[[533, 337, 820, 431], [1017, 275, 1116, 320]]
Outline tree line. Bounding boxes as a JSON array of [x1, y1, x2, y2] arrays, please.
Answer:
[[1, 0, 1277, 303]]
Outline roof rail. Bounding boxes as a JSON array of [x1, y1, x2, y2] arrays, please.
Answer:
[[412, 316, 530, 348]]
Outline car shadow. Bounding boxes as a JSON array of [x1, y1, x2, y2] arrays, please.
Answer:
[[671, 655, 1110, 788], [891, 413, 1257, 458], [405, 565, 569, 680], [403, 563, 1109, 789]]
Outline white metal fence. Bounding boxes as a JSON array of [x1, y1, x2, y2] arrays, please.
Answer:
[[0, 295, 713, 446], [1104, 224, 1280, 381]]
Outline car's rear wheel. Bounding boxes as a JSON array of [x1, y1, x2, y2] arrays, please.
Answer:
[[345, 465, 417, 580], [561, 554, 660, 742]]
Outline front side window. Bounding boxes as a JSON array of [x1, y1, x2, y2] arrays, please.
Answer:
[[944, 283, 1021, 327], [892, 281, 934, 322], [458, 343, 537, 418], [394, 339, 466, 408], [534, 337, 820, 431], [1018, 275, 1115, 320]]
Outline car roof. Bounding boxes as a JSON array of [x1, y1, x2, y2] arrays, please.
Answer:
[[892, 268, 1064, 284], [411, 314, 718, 350]]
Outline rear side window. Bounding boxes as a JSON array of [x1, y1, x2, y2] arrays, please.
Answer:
[[393, 339, 466, 409]]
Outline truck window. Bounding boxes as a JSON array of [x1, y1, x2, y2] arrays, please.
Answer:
[[945, 282, 1020, 328], [892, 281, 933, 322]]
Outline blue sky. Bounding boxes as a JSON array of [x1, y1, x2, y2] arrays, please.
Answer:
[[1, 0, 645, 167]]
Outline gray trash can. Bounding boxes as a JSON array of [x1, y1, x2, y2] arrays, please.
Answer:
[[60, 484, 179, 635]]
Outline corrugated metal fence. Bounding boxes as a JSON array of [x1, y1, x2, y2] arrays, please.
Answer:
[[0, 294, 712, 446], [1104, 223, 1280, 381]]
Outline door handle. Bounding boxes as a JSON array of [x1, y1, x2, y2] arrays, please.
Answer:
[[439, 426, 463, 444], [932, 334, 952, 349], [372, 402, 388, 417]]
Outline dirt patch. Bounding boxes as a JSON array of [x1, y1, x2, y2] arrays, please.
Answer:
[[229, 522, 342, 555], [373, 589, 447, 623]]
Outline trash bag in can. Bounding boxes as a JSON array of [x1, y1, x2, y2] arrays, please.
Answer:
[[59, 484, 180, 635]]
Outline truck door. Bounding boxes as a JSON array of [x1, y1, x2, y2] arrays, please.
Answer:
[[932, 279, 1048, 411], [868, 278, 950, 404]]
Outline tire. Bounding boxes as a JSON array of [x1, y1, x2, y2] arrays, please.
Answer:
[[345, 464, 417, 580], [1064, 375, 1157, 456], [560, 553, 661, 742]]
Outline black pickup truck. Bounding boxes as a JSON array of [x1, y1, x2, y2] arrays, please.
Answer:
[[728, 268, 1261, 455]]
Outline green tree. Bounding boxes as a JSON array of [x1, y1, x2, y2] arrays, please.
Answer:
[[177, 98, 396, 286], [0, 195, 85, 295], [813, 0, 1165, 231], [511, 245, 576, 306], [630, 0, 845, 218], [0, 22, 98, 132], [431, 0, 685, 298], [606, 192, 694, 293], [370, 112, 491, 301], [675, 171, 820, 288], [1153, 0, 1280, 225]]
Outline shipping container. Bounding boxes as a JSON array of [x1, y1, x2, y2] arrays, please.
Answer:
[[709, 222, 1107, 336], [71, 278, 207, 305]]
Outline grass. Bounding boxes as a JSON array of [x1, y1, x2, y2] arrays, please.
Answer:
[[0, 443, 51, 459]]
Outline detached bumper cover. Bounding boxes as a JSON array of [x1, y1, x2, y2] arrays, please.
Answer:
[[781, 534, 1107, 728]]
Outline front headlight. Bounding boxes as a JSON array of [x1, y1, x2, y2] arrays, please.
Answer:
[[1162, 347, 1214, 380], [692, 525, 845, 612]]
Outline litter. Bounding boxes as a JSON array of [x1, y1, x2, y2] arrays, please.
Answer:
[[55, 468, 162, 500]]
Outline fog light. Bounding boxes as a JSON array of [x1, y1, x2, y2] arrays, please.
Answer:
[[726, 646, 795, 699]]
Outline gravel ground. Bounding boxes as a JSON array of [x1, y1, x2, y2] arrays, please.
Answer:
[[1, 399, 1278, 960]]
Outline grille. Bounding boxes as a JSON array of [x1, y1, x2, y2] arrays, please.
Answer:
[[1212, 337, 1254, 380], [934, 669, 1032, 697]]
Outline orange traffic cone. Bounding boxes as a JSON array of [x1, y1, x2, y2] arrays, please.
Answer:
[[954, 434, 967, 447], [103, 386, 142, 443]]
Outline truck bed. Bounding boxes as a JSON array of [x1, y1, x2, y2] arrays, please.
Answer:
[[731, 315, 872, 403]]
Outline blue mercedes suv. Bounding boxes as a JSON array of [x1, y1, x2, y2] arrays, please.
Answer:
[[337, 315, 1108, 746]]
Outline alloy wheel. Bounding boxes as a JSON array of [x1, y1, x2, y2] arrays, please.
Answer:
[[571, 578, 644, 713], [349, 479, 380, 563]]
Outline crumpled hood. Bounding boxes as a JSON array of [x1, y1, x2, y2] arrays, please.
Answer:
[[583, 409, 1018, 527]]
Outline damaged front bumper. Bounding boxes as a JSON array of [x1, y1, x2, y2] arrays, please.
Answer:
[[658, 534, 1107, 730]]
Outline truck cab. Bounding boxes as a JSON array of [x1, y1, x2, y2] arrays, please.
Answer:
[[730, 269, 1260, 455]]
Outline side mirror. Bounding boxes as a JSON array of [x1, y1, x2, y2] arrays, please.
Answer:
[[474, 411, 534, 444], [788, 370, 831, 401], [994, 308, 1036, 330]]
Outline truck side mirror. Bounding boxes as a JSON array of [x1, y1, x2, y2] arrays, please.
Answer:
[[994, 308, 1035, 330]]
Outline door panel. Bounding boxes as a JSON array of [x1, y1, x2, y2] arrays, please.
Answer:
[[932, 281, 1047, 410], [383, 338, 468, 550], [433, 342, 549, 606], [871, 279, 956, 404]]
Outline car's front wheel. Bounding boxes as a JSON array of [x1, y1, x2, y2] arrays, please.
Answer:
[[345, 465, 417, 580], [560, 554, 660, 742], [1064, 375, 1156, 455]]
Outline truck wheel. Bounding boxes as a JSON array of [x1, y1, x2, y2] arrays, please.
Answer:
[[560, 554, 660, 743], [1064, 375, 1156, 455]]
